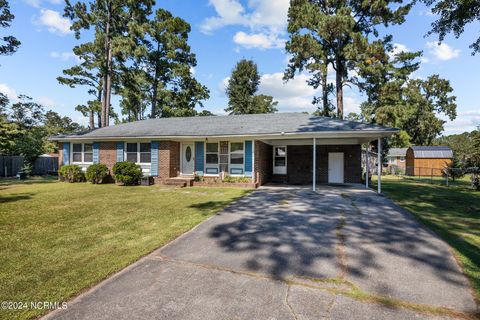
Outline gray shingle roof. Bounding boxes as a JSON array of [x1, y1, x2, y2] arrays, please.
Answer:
[[54, 112, 397, 139], [388, 148, 408, 157], [411, 146, 453, 158]]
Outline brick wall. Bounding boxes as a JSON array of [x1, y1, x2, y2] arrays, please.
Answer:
[[156, 141, 180, 182], [254, 140, 272, 186], [99, 142, 117, 174], [286, 144, 362, 184]]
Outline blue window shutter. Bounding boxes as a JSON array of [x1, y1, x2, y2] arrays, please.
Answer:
[[63, 142, 70, 165], [93, 142, 100, 163], [195, 141, 204, 175], [116, 142, 124, 162], [151, 141, 159, 176], [244, 140, 252, 177]]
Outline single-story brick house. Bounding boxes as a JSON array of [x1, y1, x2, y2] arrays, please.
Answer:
[[386, 148, 408, 172], [52, 113, 397, 190]]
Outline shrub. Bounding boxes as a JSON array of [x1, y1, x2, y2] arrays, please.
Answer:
[[193, 174, 203, 182], [112, 161, 142, 186], [86, 163, 110, 184], [59, 165, 85, 183], [223, 175, 251, 183]]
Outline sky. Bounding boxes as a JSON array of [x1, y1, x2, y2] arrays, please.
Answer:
[[1, 0, 479, 135]]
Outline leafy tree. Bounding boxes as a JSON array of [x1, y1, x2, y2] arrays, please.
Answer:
[[434, 131, 474, 165], [422, 0, 480, 54], [285, 0, 411, 119], [358, 45, 457, 146], [0, 0, 20, 57], [0, 95, 83, 162], [225, 59, 277, 114], [471, 128, 480, 167], [133, 9, 209, 119], [65, 0, 154, 127], [197, 110, 214, 116]]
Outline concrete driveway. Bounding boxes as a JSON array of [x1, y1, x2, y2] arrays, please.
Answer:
[[45, 185, 478, 320]]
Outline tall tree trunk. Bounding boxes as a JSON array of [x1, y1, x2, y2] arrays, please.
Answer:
[[335, 57, 344, 119], [89, 110, 94, 129], [96, 88, 102, 128], [321, 64, 329, 116], [101, 2, 112, 127], [150, 43, 161, 118]]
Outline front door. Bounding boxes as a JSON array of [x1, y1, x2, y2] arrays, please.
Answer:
[[328, 152, 344, 183], [182, 143, 194, 175]]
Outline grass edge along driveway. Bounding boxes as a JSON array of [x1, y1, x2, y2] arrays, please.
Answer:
[[373, 175, 480, 305], [0, 178, 250, 320]]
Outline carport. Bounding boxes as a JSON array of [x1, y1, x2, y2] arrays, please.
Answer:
[[256, 134, 389, 193]]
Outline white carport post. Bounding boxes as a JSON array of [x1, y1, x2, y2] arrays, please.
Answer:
[[377, 137, 382, 193], [365, 143, 369, 188], [312, 137, 316, 192]]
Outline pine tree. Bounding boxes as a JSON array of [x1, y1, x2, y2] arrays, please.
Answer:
[[225, 59, 277, 115], [285, 0, 411, 119], [0, 0, 20, 57], [65, 0, 154, 127]]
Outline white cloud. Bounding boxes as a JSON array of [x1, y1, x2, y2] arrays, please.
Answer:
[[344, 96, 361, 115], [426, 41, 460, 61], [50, 51, 79, 62], [24, 0, 62, 7], [444, 110, 480, 134], [201, 0, 289, 50], [36, 96, 55, 108], [0, 83, 18, 101], [37, 9, 72, 35], [233, 31, 284, 49], [391, 43, 409, 56]]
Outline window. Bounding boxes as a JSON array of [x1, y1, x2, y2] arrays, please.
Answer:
[[273, 146, 287, 175], [399, 156, 405, 162], [140, 143, 151, 163], [205, 142, 219, 174], [72, 143, 93, 163], [230, 142, 244, 165], [126, 142, 151, 163]]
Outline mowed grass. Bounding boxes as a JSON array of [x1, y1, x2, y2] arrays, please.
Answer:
[[373, 175, 480, 301], [0, 178, 250, 320]]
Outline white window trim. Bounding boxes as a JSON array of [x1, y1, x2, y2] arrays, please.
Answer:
[[229, 141, 245, 176], [124, 142, 151, 165], [71, 143, 94, 165], [204, 142, 220, 176], [273, 146, 287, 175]]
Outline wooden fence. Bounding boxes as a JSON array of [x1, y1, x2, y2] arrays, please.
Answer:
[[33, 156, 58, 175], [0, 156, 24, 177], [0, 155, 59, 177]]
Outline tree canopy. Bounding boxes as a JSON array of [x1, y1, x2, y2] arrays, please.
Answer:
[[285, 0, 411, 119], [422, 0, 480, 54], [0, 0, 20, 57], [225, 59, 277, 115]]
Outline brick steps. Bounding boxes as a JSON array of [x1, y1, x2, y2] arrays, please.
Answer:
[[164, 177, 194, 187]]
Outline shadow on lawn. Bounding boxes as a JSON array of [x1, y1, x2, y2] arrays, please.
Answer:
[[0, 193, 33, 203]]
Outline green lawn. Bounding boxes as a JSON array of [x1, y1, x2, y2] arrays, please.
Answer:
[[0, 178, 250, 320], [373, 175, 480, 301]]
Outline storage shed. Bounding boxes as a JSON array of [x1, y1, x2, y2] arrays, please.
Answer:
[[405, 146, 453, 176]]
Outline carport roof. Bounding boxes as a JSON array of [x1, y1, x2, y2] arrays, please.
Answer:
[[52, 112, 398, 140]]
